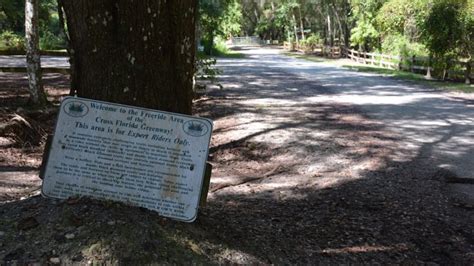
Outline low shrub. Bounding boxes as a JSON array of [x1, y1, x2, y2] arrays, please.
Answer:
[[0, 31, 25, 50], [381, 34, 428, 58], [39, 28, 66, 50], [304, 34, 322, 49]]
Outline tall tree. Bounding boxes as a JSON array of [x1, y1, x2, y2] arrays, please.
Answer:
[[349, 0, 386, 51], [422, 0, 473, 82], [25, 0, 47, 105], [59, 0, 197, 114], [199, 0, 241, 55]]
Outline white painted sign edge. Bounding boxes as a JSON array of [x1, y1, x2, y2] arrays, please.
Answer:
[[41, 96, 213, 222]]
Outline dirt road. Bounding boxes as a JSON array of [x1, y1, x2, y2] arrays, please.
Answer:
[[197, 46, 473, 263], [0, 55, 69, 69], [214, 47, 474, 196], [0, 47, 473, 264]]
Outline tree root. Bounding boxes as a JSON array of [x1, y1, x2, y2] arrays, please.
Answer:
[[210, 165, 283, 193]]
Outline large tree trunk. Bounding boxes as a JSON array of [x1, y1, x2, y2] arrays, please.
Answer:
[[25, 0, 47, 105], [59, 0, 197, 115]]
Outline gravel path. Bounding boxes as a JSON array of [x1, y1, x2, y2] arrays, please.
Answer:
[[1, 47, 472, 264], [0, 55, 69, 69], [195, 47, 474, 263], [217, 47, 474, 199]]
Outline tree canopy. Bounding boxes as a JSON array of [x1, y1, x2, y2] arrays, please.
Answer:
[[422, 0, 473, 60], [0, 0, 471, 85]]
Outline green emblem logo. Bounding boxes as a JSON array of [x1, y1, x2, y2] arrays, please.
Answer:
[[183, 120, 208, 137], [64, 101, 88, 117]]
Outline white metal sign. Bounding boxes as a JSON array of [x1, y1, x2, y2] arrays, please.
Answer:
[[42, 97, 213, 222]]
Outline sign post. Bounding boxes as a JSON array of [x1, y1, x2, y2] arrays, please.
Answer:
[[42, 97, 213, 222]]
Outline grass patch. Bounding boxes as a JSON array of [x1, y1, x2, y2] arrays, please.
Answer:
[[213, 49, 245, 58], [213, 47, 245, 58], [208, 39, 245, 58], [284, 51, 473, 93], [343, 65, 474, 93], [197, 48, 245, 59]]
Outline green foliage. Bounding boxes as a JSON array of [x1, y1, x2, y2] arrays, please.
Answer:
[[419, 0, 472, 80], [199, 0, 242, 55], [350, 20, 379, 49], [421, 0, 472, 60], [195, 53, 222, 90], [380, 34, 428, 69], [0, 0, 67, 50], [250, 0, 303, 42], [300, 34, 322, 49], [0, 0, 24, 32], [343, 64, 474, 92], [211, 37, 231, 56], [207, 37, 244, 58], [349, 0, 387, 50], [0, 30, 25, 50], [381, 33, 428, 57], [275, 0, 299, 42], [458, 0, 473, 59], [376, 0, 431, 41], [39, 27, 66, 50], [422, 0, 464, 57], [220, 0, 242, 37], [253, 1, 293, 42], [255, 14, 278, 39]]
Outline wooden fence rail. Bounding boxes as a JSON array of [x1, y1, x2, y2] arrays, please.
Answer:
[[284, 42, 342, 58], [284, 43, 472, 83], [343, 48, 472, 84], [0, 50, 68, 56]]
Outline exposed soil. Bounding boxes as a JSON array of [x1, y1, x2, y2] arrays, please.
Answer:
[[0, 61, 473, 265]]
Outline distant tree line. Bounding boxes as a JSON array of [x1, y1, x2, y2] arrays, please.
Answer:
[[0, 0, 66, 50], [1, 0, 471, 105], [2, 0, 471, 60], [237, 0, 471, 58], [199, 0, 472, 81]]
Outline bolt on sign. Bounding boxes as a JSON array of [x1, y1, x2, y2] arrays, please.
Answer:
[[41, 97, 213, 222]]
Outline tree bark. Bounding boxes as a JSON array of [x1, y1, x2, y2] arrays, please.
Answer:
[[327, 14, 333, 46], [465, 61, 471, 84], [298, 6, 305, 41], [25, 0, 47, 105], [59, 0, 197, 115], [331, 4, 344, 46], [292, 13, 299, 44]]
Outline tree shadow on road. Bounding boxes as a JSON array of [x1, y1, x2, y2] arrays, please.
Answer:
[[1, 53, 473, 264], [191, 55, 474, 263]]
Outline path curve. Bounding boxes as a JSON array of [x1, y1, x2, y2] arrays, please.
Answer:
[[197, 46, 473, 263], [218, 47, 474, 199]]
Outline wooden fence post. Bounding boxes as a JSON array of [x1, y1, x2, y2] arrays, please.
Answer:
[[425, 56, 432, 79], [199, 163, 212, 207], [411, 55, 416, 73]]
